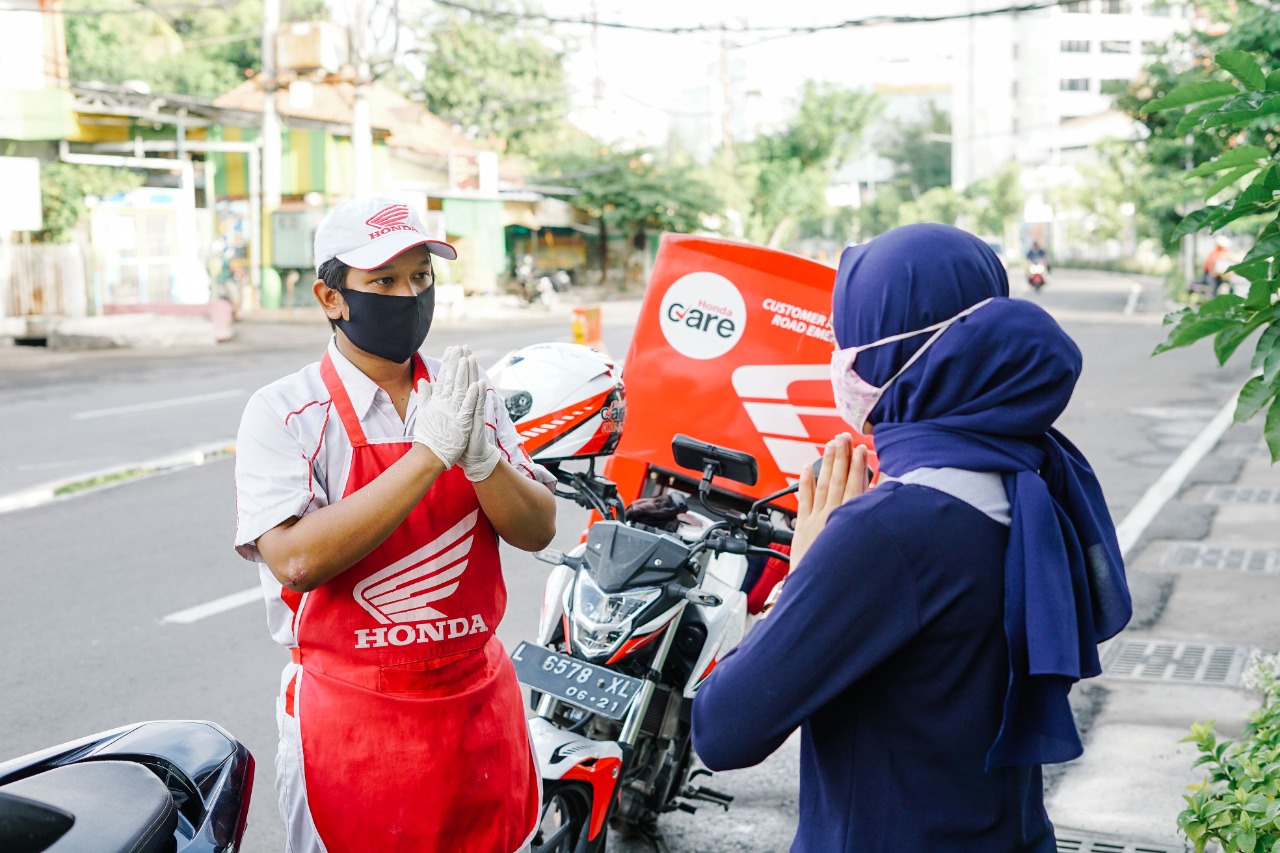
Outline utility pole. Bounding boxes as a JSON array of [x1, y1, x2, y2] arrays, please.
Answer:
[[591, 0, 602, 110], [719, 23, 734, 163], [260, 0, 282, 309], [351, 0, 373, 196], [261, 0, 281, 211]]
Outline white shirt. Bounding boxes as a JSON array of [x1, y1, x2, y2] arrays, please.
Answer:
[[233, 337, 556, 565]]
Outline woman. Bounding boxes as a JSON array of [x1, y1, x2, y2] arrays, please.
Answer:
[[691, 223, 1130, 852]]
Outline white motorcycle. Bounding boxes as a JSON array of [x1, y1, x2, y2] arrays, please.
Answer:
[[488, 344, 798, 852]]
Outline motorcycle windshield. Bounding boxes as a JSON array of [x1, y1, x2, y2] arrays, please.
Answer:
[[584, 521, 691, 593], [604, 235, 876, 511]]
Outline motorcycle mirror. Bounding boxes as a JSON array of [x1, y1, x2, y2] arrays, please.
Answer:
[[747, 456, 824, 515], [534, 549, 565, 565]]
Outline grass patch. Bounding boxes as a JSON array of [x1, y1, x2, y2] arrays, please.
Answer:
[[53, 467, 155, 496]]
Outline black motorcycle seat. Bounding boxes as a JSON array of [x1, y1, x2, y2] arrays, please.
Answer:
[[0, 760, 177, 853]]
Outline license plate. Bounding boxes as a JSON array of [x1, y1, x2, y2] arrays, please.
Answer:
[[510, 642, 642, 722]]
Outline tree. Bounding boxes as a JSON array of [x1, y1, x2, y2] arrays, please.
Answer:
[[738, 81, 880, 249], [537, 149, 721, 282], [1143, 46, 1280, 463], [37, 162, 142, 244], [64, 0, 320, 98], [411, 1, 570, 158], [962, 160, 1023, 240], [880, 99, 952, 200]]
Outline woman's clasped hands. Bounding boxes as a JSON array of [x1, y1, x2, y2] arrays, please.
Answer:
[[789, 433, 871, 574]]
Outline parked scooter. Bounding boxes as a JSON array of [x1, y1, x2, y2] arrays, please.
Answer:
[[488, 343, 798, 851], [510, 254, 558, 309], [0, 720, 254, 853], [1027, 261, 1048, 292]]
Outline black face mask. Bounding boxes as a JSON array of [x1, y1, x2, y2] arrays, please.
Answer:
[[335, 287, 435, 364]]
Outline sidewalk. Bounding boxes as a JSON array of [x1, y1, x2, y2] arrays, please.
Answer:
[[1046, 420, 1278, 852], [0, 286, 644, 353]]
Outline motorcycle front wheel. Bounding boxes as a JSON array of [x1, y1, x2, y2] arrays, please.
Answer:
[[532, 781, 607, 853]]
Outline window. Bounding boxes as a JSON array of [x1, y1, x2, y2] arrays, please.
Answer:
[[1100, 39, 1132, 53], [1060, 78, 1091, 91], [1062, 0, 1089, 12], [1060, 115, 1082, 124], [1061, 40, 1091, 52], [1101, 0, 1126, 12], [1100, 78, 1130, 95], [1142, 40, 1162, 54], [1012, 79, 1019, 97], [1143, 1, 1172, 15]]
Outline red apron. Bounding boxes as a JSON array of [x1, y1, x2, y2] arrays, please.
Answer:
[[290, 352, 537, 852]]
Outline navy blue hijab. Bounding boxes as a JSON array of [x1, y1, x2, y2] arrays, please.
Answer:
[[834, 223, 1131, 769]]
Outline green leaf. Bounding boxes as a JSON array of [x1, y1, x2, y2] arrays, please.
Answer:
[[1173, 206, 1227, 243], [1155, 313, 1241, 355], [1228, 257, 1273, 283], [1214, 186, 1280, 229], [1218, 50, 1268, 92], [1245, 279, 1280, 310], [1214, 315, 1267, 366], [1206, 164, 1263, 198], [1188, 146, 1271, 177], [1144, 80, 1243, 112], [1254, 323, 1280, 378], [1235, 374, 1280, 423], [1267, 395, 1280, 464], [1202, 95, 1280, 130], [1178, 97, 1233, 134], [1239, 234, 1280, 267]]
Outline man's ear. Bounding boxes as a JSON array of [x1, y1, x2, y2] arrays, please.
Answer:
[[313, 280, 348, 321]]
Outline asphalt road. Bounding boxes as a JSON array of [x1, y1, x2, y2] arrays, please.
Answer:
[[0, 271, 1255, 852]]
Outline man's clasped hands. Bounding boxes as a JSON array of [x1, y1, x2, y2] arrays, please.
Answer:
[[414, 345, 502, 483]]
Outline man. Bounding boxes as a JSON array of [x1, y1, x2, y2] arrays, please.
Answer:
[[1026, 240, 1047, 264], [233, 196, 557, 852]]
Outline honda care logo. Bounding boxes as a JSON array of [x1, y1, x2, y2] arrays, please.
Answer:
[[349, 510, 489, 649], [364, 204, 416, 240], [659, 272, 747, 360]]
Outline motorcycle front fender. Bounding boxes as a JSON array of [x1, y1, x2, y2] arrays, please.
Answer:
[[537, 562, 576, 646]]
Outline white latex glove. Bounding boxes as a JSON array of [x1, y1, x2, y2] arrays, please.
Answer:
[[459, 378, 502, 482], [414, 346, 479, 469]]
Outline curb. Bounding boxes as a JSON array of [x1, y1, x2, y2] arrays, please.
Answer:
[[0, 441, 236, 515]]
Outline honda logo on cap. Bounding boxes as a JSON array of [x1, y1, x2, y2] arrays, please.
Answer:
[[365, 204, 416, 239]]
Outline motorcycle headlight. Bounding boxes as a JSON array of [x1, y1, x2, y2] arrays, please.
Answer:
[[571, 571, 662, 659]]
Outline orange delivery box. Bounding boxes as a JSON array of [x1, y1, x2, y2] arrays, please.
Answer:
[[603, 234, 875, 512]]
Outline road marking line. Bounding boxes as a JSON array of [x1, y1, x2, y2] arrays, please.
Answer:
[[0, 440, 236, 515], [73, 389, 246, 420], [1114, 394, 1238, 558], [1123, 282, 1142, 316], [162, 587, 261, 624]]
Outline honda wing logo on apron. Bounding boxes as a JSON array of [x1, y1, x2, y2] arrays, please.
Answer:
[[350, 509, 490, 649]]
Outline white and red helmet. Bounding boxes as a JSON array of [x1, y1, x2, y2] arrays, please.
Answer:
[[487, 342, 625, 462]]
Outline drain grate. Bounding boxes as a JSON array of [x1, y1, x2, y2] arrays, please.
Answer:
[[1055, 831, 1188, 853], [1163, 543, 1280, 573], [1206, 486, 1280, 504], [1101, 639, 1251, 686]]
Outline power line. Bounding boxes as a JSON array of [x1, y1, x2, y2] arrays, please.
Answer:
[[13, 1, 235, 16], [430, 0, 1065, 38]]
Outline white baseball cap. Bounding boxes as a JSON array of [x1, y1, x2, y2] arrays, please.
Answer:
[[313, 196, 457, 274]]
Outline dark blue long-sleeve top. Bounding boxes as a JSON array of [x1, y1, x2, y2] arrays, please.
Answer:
[[691, 482, 1056, 853]]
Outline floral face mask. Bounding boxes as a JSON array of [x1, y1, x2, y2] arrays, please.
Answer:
[[829, 298, 994, 430]]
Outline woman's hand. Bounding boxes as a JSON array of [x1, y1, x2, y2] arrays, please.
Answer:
[[789, 433, 869, 571]]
